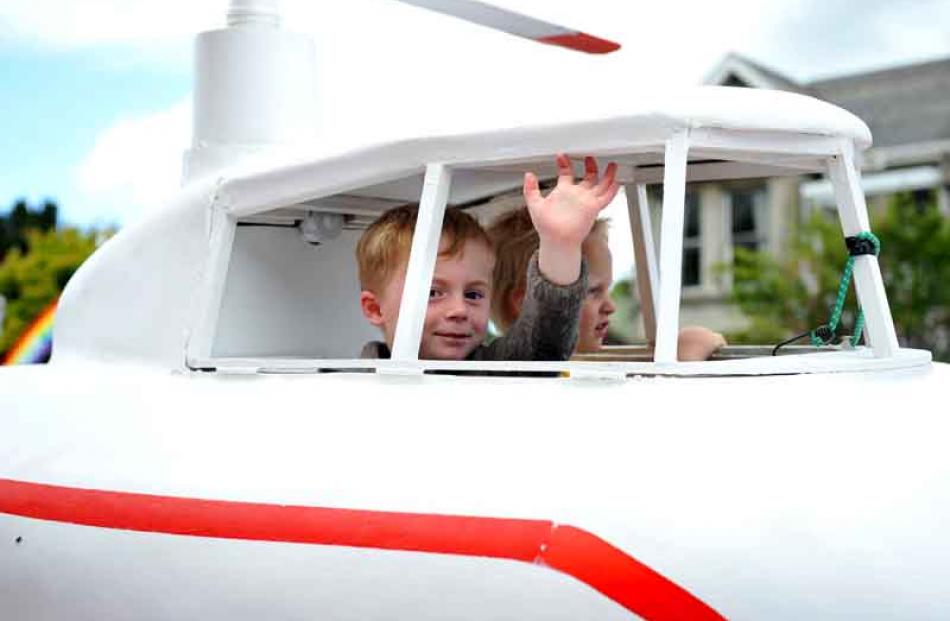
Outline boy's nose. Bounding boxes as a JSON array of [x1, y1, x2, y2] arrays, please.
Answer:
[[445, 294, 469, 320], [603, 296, 616, 316]]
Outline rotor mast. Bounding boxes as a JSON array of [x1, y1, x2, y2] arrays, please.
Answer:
[[183, 0, 318, 184], [227, 0, 281, 27]]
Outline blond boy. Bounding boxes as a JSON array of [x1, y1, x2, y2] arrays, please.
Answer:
[[356, 154, 620, 360], [488, 207, 727, 360]]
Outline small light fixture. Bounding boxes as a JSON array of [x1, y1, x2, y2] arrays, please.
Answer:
[[300, 211, 344, 245]]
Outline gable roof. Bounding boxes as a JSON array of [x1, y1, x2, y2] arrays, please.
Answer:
[[704, 53, 807, 93], [706, 54, 950, 150], [809, 58, 950, 148]]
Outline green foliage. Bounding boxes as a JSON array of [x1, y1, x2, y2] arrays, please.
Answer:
[[1, 199, 58, 258], [875, 193, 950, 355], [0, 228, 102, 354], [728, 192, 950, 361], [606, 278, 639, 344]]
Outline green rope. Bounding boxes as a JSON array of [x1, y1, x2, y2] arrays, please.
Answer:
[[809, 231, 880, 347]]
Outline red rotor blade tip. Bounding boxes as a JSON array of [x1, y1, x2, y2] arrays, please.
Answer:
[[538, 32, 620, 54]]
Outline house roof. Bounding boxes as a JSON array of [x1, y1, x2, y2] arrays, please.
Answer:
[[707, 54, 950, 150], [704, 53, 808, 94], [809, 58, 950, 148]]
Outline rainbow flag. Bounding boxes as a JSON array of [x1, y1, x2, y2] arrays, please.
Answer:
[[3, 298, 57, 365]]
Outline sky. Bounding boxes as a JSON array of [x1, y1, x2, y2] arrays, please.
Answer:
[[1, 0, 949, 274]]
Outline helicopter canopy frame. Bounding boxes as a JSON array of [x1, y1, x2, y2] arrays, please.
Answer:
[[183, 87, 929, 378]]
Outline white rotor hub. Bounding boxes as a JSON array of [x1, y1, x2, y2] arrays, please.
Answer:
[[228, 0, 281, 27]]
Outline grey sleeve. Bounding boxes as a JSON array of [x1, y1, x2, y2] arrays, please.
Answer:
[[360, 341, 390, 359], [473, 251, 587, 361]]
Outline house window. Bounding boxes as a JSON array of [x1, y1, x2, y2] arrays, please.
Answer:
[[731, 186, 767, 254], [647, 186, 701, 287], [682, 191, 701, 287]]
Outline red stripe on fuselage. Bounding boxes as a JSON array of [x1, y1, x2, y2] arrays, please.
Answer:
[[0, 478, 722, 620]]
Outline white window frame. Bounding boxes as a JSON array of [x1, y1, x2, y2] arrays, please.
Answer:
[[185, 129, 912, 378]]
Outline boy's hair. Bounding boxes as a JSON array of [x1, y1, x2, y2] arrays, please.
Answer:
[[356, 204, 492, 293], [487, 208, 607, 330]]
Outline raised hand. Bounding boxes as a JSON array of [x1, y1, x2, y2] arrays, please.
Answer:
[[523, 154, 620, 285], [524, 154, 620, 248]]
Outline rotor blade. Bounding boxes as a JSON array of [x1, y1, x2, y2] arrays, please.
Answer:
[[395, 0, 620, 54]]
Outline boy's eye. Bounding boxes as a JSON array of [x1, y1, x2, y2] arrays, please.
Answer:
[[465, 290, 486, 301], [429, 288, 444, 299]]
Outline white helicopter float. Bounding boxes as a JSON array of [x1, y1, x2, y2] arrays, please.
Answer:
[[2, 1, 949, 619]]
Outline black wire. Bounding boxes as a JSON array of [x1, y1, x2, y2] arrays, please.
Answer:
[[236, 221, 302, 229]]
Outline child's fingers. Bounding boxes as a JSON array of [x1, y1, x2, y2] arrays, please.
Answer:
[[523, 171, 543, 208], [600, 180, 621, 207], [555, 153, 575, 185], [594, 161, 618, 197], [581, 156, 598, 188]]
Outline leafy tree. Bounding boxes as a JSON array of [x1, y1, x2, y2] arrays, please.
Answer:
[[0, 227, 103, 355], [606, 278, 641, 344], [727, 191, 950, 361], [1, 199, 58, 258]]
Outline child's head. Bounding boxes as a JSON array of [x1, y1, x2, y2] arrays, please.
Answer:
[[488, 208, 614, 353], [356, 204, 494, 360]]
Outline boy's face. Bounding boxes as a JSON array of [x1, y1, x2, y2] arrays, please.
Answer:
[[364, 236, 494, 360], [575, 234, 615, 353]]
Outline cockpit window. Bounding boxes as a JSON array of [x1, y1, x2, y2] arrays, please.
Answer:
[[185, 120, 922, 378]]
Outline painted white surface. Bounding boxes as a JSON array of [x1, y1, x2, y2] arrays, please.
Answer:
[[199, 344, 932, 378], [625, 182, 658, 341], [184, 15, 317, 183], [827, 143, 900, 357], [391, 163, 452, 363], [52, 180, 216, 369], [2, 362, 950, 619], [186, 206, 238, 361], [212, 226, 376, 358], [397, 0, 573, 39], [213, 86, 870, 218], [4, 8, 943, 618], [1, 514, 631, 621], [227, 0, 281, 27], [654, 131, 689, 363]]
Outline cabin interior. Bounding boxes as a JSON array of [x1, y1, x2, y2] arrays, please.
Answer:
[[188, 139, 915, 377]]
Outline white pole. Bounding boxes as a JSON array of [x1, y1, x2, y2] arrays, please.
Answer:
[[654, 130, 690, 364], [827, 141, 900, 357], [390, 164, 453, 363], [625, 179, 659, 343]]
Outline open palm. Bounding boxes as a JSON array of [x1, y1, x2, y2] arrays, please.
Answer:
[[523, 154, 620, 248]]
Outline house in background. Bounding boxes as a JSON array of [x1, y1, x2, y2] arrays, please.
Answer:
[[643, 53, 950, 338]]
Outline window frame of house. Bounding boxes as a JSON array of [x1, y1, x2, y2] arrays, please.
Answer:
[[682, 190, 702, 288], [728, 183, 768, 259], [648, 185, 703, 289]]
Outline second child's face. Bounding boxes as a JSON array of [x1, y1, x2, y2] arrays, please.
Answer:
[[576, 234, 615, 353]]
